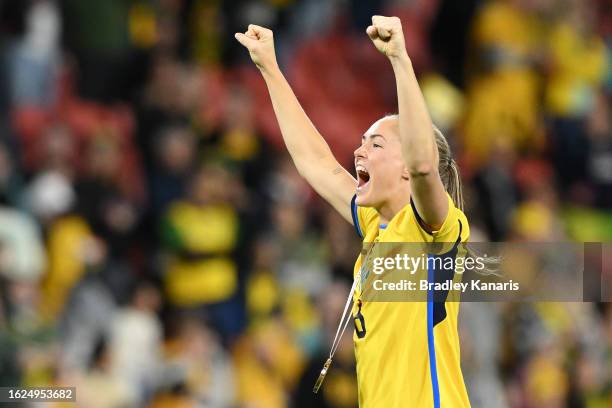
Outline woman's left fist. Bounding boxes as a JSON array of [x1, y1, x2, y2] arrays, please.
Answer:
[[366, 15, 406, 60]]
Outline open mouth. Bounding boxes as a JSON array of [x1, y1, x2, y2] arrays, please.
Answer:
[[356, 165, 370, 189]]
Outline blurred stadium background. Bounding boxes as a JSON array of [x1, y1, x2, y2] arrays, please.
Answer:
[[0, 0, 610, 407]]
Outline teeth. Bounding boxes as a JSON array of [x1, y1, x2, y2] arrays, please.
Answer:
[[356, 165, 368, 174]]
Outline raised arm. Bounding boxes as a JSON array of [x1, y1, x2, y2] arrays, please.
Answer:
[[366, 16, 449, 229], [235, 25, 356, 223]]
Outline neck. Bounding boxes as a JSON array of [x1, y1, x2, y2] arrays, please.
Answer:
[[377, 185, 411, 225]]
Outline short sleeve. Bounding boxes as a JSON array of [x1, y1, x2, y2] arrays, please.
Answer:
[[351, 195, 379, 239], [412, 194, 469, 243]]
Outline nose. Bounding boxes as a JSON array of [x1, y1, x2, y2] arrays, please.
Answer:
[[354, 144, 366, 159]]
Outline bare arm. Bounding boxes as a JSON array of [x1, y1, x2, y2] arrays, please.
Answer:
[[367, 16, 448, 228], [235, 25, 356, 223]]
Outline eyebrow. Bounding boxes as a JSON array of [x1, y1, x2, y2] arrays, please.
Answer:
[[361, 134, 387, 142]]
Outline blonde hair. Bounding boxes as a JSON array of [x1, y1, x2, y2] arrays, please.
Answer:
[[432, 125, 464, 211]]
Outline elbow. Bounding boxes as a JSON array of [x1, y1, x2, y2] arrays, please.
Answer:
[[294, 161, 309, 179], [294, 157, 320, 180], [407, 162, 436, 178], [403, 139, 438, 178], [404, 151, 437, 177]]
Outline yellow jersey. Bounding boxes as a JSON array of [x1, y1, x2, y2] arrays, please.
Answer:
[[350, 193, 471, 408]]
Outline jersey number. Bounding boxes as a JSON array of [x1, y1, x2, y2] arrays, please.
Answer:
[[354, 300, 366, 338]]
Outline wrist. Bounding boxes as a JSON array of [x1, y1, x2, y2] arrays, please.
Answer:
[[389, 51, 411, 68], [259, 60, 281, 78]]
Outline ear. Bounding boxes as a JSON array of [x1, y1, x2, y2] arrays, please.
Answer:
[[401, 167, 410, 181]]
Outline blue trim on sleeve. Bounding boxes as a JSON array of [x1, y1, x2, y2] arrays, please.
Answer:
[[427, 255, 441, 408], [351, 195, 363, 238], [411, 198, 434, 236]]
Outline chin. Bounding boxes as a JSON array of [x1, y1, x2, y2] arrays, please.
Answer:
[[355, 191, 375, 207]]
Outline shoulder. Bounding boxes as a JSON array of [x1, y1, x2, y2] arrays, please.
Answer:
[[434, 194, 469, 243], [409, 193, 469, 243], [351, 197, 380, 239]]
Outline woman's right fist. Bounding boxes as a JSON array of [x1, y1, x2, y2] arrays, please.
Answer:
[[235, 25, 278, 72]]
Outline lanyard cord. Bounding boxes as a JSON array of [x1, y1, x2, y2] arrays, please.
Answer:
[[313, 237, 380, 393], [329, 277, 357, 359], [313, 276, 357, 393], [327, 235, 380, 360]]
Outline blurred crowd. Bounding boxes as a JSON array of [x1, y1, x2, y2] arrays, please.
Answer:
[[0, 0, 610, 407]]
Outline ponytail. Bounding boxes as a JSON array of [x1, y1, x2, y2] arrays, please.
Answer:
[[432, 125, 463, 211], [432, 125, 500, 276]]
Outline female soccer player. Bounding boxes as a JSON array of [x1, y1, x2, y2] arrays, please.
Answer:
[[236, 15, 470, 408]]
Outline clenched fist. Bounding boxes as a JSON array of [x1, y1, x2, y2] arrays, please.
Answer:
[[366, 15, 407, 60], [235, 24, 278, 72]]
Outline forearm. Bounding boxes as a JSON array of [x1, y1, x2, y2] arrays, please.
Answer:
[[390, 53, 437, 175], [235, 25, 356, 224], [260, 66, 336, 174]]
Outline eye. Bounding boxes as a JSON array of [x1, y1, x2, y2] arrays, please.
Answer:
[[373, 143, 382, 148]]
